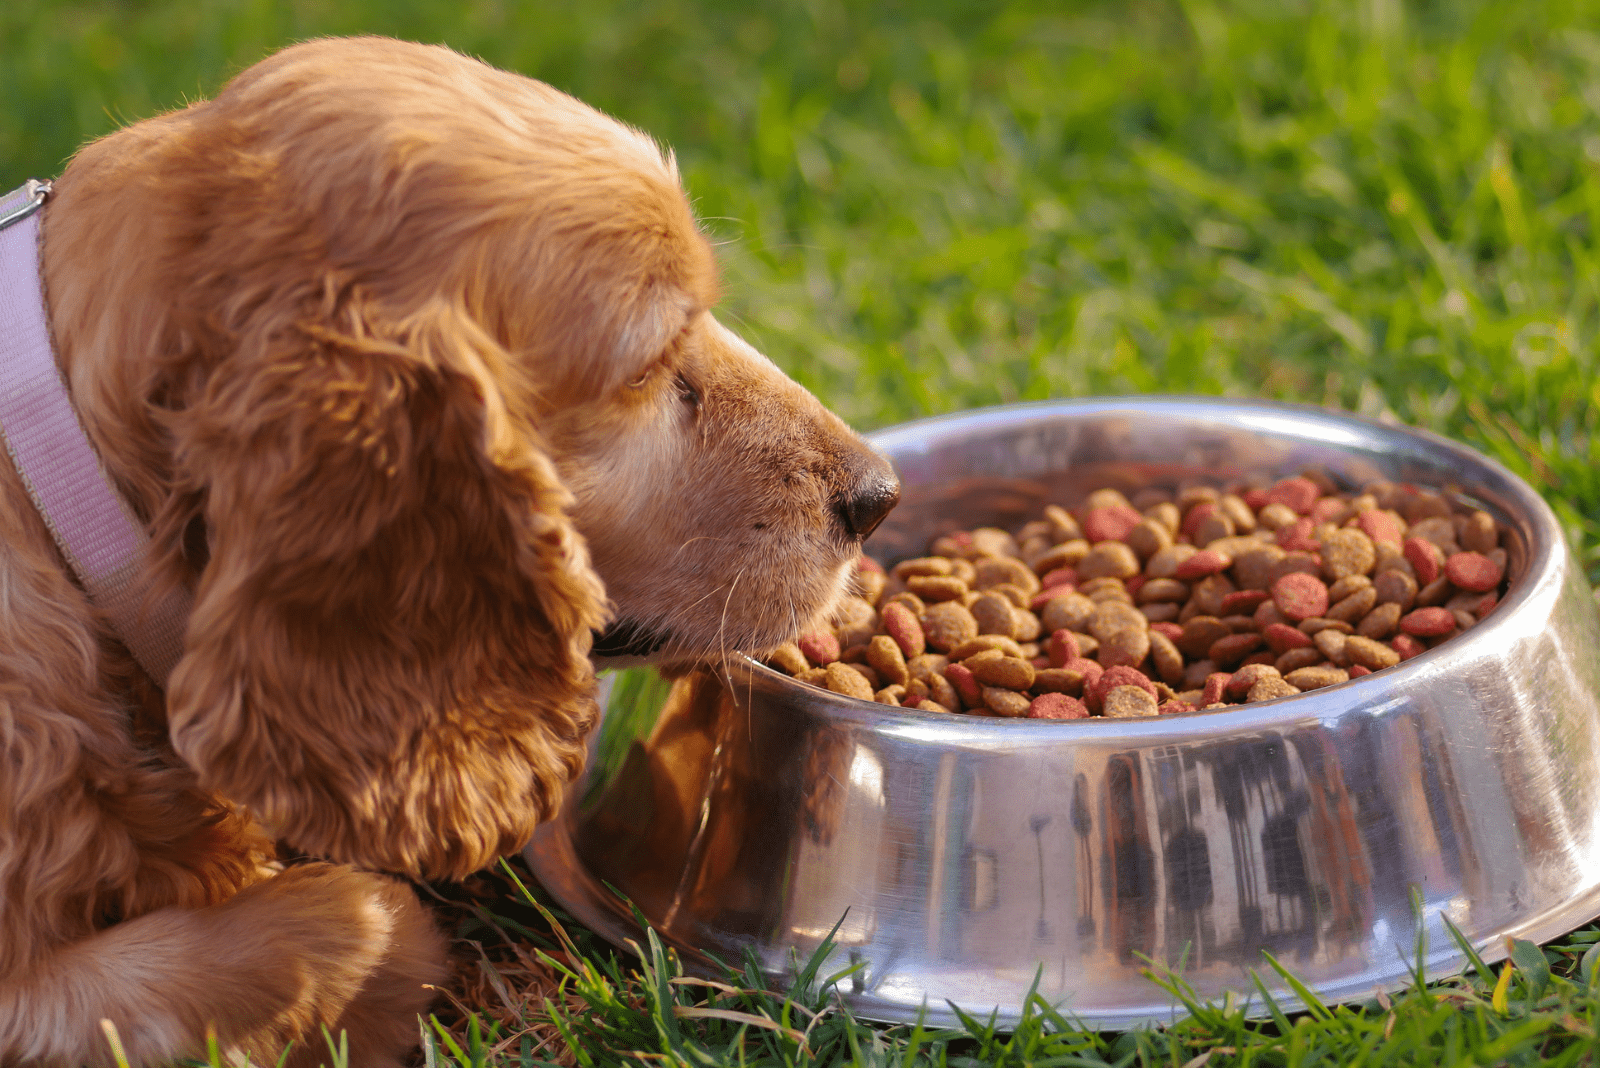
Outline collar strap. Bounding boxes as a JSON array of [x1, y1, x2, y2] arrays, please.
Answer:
[[0, 180, 190, 684]]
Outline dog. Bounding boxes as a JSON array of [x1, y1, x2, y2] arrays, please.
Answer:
[[0, 36, 897, 1067]]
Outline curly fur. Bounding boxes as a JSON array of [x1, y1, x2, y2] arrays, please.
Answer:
[[0, 35, 894, 1067]]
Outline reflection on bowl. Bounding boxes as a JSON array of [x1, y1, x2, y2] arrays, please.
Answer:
[[526, 397, 1600, 1030]]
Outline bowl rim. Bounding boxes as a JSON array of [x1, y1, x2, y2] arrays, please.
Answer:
[[737, 395, 1563, 740]]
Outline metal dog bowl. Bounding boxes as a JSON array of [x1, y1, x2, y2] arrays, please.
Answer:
[[526, 397, 1600, 1030]]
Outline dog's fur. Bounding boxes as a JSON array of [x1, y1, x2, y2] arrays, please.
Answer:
[[0, 36, 896, 1067]]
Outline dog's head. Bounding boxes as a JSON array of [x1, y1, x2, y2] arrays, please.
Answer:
[[57, 37, 895, 879]]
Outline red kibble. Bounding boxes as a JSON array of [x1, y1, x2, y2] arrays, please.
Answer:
[[1063, 657, 1104, 691], [1311, 497, 1347, 524], [1391, 633, 1425, 660], [881, 602, 926, 659], [1031, 655, 1051, 669], [1151, 621, 1185, 642], [1174, 549, 1231, 580], [1276, 517, 1320, 553], [1031, 584, 1074, 610], [1126, 574, 1148, 597], [1181, 501, 1220, 540], [1475, 592, 1498, 618], [1264, 476, 1321, 515], [1083, 504, 1144, 544], [1048, 629, 1082, 667], [1040, 566, 1078, 589], [1158, 699, 1197, 715], [1348, 664, 1373, 677], [1403, 537, 1443, 585], [1263, 622, 1314, 654], [797, 630, 840, 666], [1272, 572, 1330, 621], [1400, 606, 1456, 637], [1444, 551, 1503, 593], [1209, 632, 1263, 665], [1355, 510, 1403, 546], [1088, 665, 1157, 705], [857, 555, 885, 574], [1028, 693, 1089, 719], [945, 662, 981, 706], [1201, 672, 1232, 706], [1242, 488, 1270, 510], [1220, 589, 1271, 615]]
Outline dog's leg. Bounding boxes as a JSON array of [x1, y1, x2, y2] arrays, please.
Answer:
[[0, 863, 446, 1068]]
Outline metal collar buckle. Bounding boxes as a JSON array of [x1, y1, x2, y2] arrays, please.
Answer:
[[0, 179, 51, 232]]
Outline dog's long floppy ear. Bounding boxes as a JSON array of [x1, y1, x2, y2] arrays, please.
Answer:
[[164, 292, 609, 880]]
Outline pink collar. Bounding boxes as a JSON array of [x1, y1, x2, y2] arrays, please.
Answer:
[[0, 180, 190, 685]]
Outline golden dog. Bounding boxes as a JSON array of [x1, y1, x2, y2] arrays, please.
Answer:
[[0, 36, 896, 1066]]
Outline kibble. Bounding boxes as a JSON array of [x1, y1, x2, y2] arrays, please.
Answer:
[[766, 473, 1513, 718]]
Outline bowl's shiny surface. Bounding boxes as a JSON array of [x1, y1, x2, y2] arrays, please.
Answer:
[[526, 397, 1600, 1030]]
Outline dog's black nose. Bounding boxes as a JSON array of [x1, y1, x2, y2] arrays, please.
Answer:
[[837, 457, 900, 540]]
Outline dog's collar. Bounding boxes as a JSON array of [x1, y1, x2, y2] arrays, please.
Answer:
[[0, 179, 190, 685]]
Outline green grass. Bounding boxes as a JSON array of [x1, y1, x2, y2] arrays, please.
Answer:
[[8, 0, 1600, 1063]]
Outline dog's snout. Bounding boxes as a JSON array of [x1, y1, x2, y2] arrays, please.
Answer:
[[836, 454, 900, 540]]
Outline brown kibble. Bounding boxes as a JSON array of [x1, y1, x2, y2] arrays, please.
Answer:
[[1257, 502, 1299, 530], [867, 635, 910, 687], [1098, 627, 1152, 669], [1102, 685, 1159, 718], [970, 593, 1021, 640], [907, 574, 969, 602], [875, 685, 905, 706], [855, 568, 887, 606], [1313, 628, 1348, 664], [1193, 512, 1236, 547], [1462, 510, 1498, 554], [974, 556, 1041, 595], [1247, 675, 1301, 702], [1327, 586, 1378, 623], [1144, 500, 1181, 534], [1149, 630, 1186, 687], [915, 698, 953, 714], [893, 556, 954, 579], [1275, 647, 1325, 673], [1141, 602, 1180, 623], [947, 633, 1024, 658], [1226, 662, 1281, 699], [1233, 545, 1288, 591], [1125, 518, 1175, 561], [1284, 665, 1349, 690], [1177, 616, 1233, 659], [907, 652, 950, 681], [1189, 573, 1238, 617], [1320, 528, 1377, 581], [1138, 577, 1190, 604], [1373, 569, 1418, 611], [982, 686, 1033, 717], [1032, 540, 1092, 575], [1326, 573, 1373, 603], [1416, 576, 1454, 607], [1034, 667, 1088, 695], [1357, 601, 1402, 639], [797, 666, 829, 686], [768, 642, 809, 675], [1208, 631, 1263, 666], [1183, 659, 1219, 690], [964, 649, 1037, 690], [922, 601, 980, 652], [925, 671, 960, 710], [1080, 577, 1132, 603], [1076, 541, 1141, 580], [1219, 493, 1257, 533], [1040, 591, 1097, 634], [1145, 543, 1199, 579], [1089, 600, 1149, 640], [1344, 635, 1401, 670], [824, 662, 875, 700]]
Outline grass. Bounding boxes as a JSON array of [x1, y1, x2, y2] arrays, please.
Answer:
[[7, 0, 1600, 1063]]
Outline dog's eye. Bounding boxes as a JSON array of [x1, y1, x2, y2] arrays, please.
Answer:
[[675, 373, 700, 411]]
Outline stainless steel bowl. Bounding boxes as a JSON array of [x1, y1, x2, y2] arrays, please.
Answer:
[[525, 397, 1600, 1030]]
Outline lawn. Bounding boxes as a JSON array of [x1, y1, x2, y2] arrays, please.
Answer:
[[7, 0, 1600, 1063]]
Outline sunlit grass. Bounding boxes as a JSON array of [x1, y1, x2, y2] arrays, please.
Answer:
[[9, 0, 1600, 1063]]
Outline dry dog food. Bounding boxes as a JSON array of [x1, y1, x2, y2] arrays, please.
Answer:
[[764, 475, 1512, 719]]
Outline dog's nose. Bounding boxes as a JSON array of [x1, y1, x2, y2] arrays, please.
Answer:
[[837, 455, 900, 540]]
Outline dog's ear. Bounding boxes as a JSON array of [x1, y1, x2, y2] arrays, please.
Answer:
[[164, 292, 608, 879]]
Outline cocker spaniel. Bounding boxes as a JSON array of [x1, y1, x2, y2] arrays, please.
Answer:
[[0, 36, 896, 1067]]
